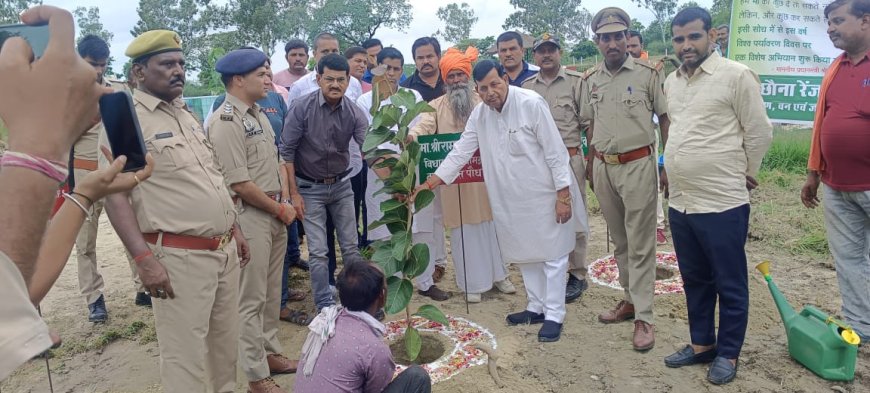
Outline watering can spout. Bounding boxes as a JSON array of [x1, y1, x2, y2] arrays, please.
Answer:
[[755, 261, 797, 328]]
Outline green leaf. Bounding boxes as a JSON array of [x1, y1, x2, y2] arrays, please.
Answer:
[[405, 325, 422, 361], [413, 304, 449, 326], [380, 198, 405, 213], [391, 89, 415, 111], [401, 171, 415, 192], [385, 276, 413, 315], [363, 128, 393, 153], [380, 106, 401, 129], [386, 221, 406, 233], [372, 148, 399, 158], [404, 243, 430, 278], [391, 230, 411, 261], [414, 189, 436, 212], [373, 157, 399, 169], [406, 142, 421, 169], [370, 82, 381, 116], [368, 214, 403, 231]]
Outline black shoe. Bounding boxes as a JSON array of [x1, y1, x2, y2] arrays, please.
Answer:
[[707, 356, 738, 385], [538, 320, 563, 342], [134, 292, 152, 307], [565, 274, 588, 303], [506, 310, 545, 326], [664, 345, 717, 368], [88, 295, 108, 323], [291, 258, 310, 271]]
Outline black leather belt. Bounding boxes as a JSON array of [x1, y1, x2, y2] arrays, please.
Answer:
[[296, 169, 351, 185]]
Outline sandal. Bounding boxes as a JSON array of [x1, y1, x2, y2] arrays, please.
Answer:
[[280, 308, 313, 326], [287, 289, 306, 302]]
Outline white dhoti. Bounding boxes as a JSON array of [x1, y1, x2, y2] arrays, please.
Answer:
[[518, 254, 569, 323], [450, 221, 507, 294]]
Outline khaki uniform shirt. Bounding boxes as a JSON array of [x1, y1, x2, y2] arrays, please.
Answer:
[[664, 52, 773, 214], [206, 94, 282, 196], [409, 94, 493, 229], [522, 68, 587, 148], [580, 56, 667, 154], [0, 251, 53, 381], [74, 80, 130, 161], [99, 90, 236, 237]]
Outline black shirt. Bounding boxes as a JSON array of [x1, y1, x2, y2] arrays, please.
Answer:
[[400, 71, 445, 102]]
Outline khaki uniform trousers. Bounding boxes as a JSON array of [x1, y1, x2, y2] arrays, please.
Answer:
[[592, 154, 658, 323], [73, 168, 143, 305], [568, 154, 589, 278], [237, 204, 287, 381], [150, 238, 240, 393]]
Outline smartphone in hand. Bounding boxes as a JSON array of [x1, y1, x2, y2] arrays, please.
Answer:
[[0, 23, 49, 58], [99, 92, 147, 172]]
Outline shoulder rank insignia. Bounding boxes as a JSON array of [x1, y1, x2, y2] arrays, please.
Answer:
[[220, 103, 233, 121]]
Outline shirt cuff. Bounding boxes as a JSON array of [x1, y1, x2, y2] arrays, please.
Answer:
[[224, 167, 251, 186]]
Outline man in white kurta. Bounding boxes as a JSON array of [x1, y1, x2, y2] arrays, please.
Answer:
[[408, 47, 516, 303], [356, 48, 451, 301], [419, 61, 588, 342]]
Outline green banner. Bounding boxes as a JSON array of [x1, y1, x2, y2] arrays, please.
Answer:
[[729, 0, 839, 124], [417, 134, 483, 184]]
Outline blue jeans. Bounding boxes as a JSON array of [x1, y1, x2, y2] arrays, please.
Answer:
[[670, 204, 750, 359], [822, 184, 870, 339], [297, 177, 365, 310], [280, 221, 301, 309]]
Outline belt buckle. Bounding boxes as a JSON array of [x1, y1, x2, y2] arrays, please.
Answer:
[[323, 177, 336, 185], [603, 154, 621, 165], [217, 232, 232, 249]]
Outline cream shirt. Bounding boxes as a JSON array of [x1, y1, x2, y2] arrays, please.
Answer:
[[663, 52, 773, 214], [0, 251, 53, 381]]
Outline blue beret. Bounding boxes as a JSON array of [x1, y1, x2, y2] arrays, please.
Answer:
[[215, 48, 269, 76]]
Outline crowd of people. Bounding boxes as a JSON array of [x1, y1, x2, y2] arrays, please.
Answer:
[[1, 0, 868, 392]]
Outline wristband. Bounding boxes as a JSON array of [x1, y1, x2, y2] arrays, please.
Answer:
[[71, 191, 94, 205], [62, 192, 91, 221], [133, 250, 153, 263], [0, 151, 69, 183]]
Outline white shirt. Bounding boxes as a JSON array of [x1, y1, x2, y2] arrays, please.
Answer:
[[287, 72, 364, 179], [355, 89, 426, 240], [435, 87, 588, 264]]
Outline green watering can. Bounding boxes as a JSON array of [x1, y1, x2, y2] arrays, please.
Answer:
[[756, 261, 860, 381]]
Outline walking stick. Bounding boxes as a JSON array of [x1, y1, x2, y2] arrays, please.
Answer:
[[457, 185, 470, 314], [606, 224, 610, 253], [36, 305, 55, 393]]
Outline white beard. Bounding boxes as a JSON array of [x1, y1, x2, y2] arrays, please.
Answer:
[[446, 82, 475, 125]]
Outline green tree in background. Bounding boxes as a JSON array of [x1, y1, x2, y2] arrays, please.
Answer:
[[436, 2, 478, 45], [0, 0, 40, 24], [223, 0, 307, 58], [74, 7, 119, 76], [307, 0, 412, 47], [503, 0, 593, 42], [711, 0, 733, 27], [132, 0, 223, 72], [631, 0, 678, 45]]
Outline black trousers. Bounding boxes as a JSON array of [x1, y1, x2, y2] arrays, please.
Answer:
[[669, 204, 750, 359]]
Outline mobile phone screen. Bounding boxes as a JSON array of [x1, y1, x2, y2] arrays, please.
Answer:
[[99, 92, 147, 172], [0, 24, 49, 58]]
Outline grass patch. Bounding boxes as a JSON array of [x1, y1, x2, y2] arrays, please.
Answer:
[[760, 126, 811, 174], [50, 320, 150, 358]]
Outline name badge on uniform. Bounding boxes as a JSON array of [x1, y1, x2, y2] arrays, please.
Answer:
[[242, 116, 262, 138], [155, 132, 173, 140], [246, 129, 264, 138]]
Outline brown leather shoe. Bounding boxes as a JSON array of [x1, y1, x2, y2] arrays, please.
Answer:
[[248, 377, 287, 393], [632, 320, 655, 351], [598, 300, 635, 323], [418, 285, 451, 301], [266, 353, 298, 374], [433, 265, 446, 283]]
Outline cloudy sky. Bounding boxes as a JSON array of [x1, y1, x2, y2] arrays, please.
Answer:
[[48, 0, 713, 71]]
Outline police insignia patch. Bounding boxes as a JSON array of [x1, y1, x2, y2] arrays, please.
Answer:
[[220, 103, 233, 121]]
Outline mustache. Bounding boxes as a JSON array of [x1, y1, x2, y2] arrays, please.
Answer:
[[170, 77, 185, 85]]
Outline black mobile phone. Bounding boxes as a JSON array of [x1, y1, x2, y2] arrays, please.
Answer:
[[0, 23, 49, 58], [99, 92, 147, 172]]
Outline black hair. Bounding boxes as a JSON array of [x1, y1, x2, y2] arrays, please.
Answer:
[[411, 36, 441, 58], [824, 0, 870, 18], [717, 24, 730, 31], [220, 74, 233, 87], [77, 34, 110, 60], [361, 38, 383, 50], [496, 31, 524, 49], [672, 6, 713, 31], [313, 32, 338, 52], [336, 262, 385, 312], [285, 39, 309, 55], [377, 47, 404, 65], [317, 53, 350, 75], [344, 45, 367, 59], [472, 60, 505, 82], [628, 30, 644, 44]]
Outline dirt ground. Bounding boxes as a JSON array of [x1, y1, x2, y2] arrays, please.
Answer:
[[2, 174, 868, 393]]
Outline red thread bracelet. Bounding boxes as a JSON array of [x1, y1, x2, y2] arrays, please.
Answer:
[[133, 250, 153, 263]]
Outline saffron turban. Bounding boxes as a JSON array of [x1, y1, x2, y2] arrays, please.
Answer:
[[439, 46, 479, 82]]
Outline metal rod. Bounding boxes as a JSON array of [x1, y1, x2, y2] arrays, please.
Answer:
[[36, 305, 54, 393], [457, 185, 470, 314]]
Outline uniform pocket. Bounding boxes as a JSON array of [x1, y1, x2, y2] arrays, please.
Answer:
[[148, 136, 195, 168], [621, 93, 652, 118]]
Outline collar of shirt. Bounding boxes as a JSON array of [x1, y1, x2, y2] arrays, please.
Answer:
[[601, 54, 636, 77], [225, 92, 260, 117], [842, 49, 870, 66], [133, 89, 168, 112], [526, 67, 567, 86], [677, 51, 724, 79], [508, 61, 537, 84], [316, 89, 346, 112]]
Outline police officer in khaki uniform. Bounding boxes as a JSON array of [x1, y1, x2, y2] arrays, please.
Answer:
[[522, 33, 591, 304], [101, 30, 249, 393], [73, 35, 149, 324], [581, 8, 670, 352], [207, 48, 297, 393]]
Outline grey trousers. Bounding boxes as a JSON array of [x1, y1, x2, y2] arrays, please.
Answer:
[[382, 365, 431, 393]]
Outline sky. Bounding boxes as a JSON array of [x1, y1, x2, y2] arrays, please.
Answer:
[[48, 0, 713, 73]]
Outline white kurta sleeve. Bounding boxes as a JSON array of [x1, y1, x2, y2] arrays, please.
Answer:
[[434, 113, 479, 185], [534, 98, 574, 191]]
